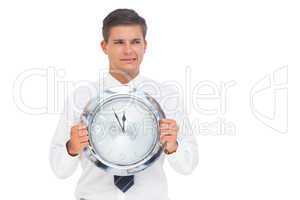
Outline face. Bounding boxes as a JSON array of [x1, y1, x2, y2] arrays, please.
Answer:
[[101, 25, 147, 80]]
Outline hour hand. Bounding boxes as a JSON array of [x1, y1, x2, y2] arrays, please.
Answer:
[[112, 108, 123, 132], [122, 111, 126, 132]]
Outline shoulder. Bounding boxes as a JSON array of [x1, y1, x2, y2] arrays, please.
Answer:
[[66, 80, 99, 113], [137, 75, 184, 118]]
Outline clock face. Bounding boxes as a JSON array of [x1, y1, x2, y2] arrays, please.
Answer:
[[89, 96, 158, 166]]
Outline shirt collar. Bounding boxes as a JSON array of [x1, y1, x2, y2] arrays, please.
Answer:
[[102, 72, 143, 89]]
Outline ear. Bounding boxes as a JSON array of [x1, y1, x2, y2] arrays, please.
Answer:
[[101, 40, 108, 54], [144, 39, 147, 52]]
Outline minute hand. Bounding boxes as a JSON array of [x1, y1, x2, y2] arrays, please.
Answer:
[[112, 108, 123, 132]]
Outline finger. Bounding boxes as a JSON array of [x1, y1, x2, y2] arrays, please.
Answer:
[[160, 129, 177, 136], [71, 125, 87, 134], [159, 119, 176, 125], [76, 123, 88, 130], [78, 129, 89, 137], [160, 135, 177, 142], [79, 136, 89, 142], [160, 133, 176, 140], [80, 139, 89, 144], [80, 142, 89, 149], [159, 122, 177, 130], [159, 126, 178, 131]]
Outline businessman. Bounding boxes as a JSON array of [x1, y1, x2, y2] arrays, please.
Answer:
[[50, 8, 198, 200]]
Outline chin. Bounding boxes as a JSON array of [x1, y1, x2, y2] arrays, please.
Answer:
[[119, 65, 139, 76]]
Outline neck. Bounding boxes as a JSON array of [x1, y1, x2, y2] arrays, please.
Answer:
[[109, 69, 139, 84]]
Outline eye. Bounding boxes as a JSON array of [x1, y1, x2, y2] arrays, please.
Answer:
[[132, 40, 141, 44], [114, 40, 124, 44]]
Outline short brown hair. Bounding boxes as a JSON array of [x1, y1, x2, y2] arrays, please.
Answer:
[[102, 9, 147, 42]]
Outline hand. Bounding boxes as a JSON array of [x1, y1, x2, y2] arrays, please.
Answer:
[[67, 122, 89, 156], [159, 119, 179, 154]]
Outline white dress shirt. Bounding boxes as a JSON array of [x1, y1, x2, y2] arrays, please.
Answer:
[[49, 73, 199, 200]]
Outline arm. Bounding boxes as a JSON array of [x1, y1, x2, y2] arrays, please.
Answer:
[[160, 114, 199, 175], [166, 115, 199, 175], [158, 85, 199, 175], [49, 95, 89, 179], [49, 108, 80, 179]]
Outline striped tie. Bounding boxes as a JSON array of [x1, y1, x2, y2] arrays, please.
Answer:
[[114, 175, 134, 193]]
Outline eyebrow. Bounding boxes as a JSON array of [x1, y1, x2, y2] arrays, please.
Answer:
[[112, 38, 142, 42]]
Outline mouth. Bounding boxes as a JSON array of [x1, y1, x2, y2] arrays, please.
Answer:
[[120, 58, 137, 64]]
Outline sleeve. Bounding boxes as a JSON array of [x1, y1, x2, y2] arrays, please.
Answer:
[[49, 96, 80, 179], [166, 111, 199, 175], [160, 85, 199, 175]]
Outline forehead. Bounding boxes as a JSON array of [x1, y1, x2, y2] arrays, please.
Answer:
[[108, 25, 144, 40]]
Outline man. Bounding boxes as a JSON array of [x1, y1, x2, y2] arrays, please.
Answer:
[[50, 8, 198, 200]]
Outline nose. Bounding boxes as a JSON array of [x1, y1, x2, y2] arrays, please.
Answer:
[[123, 42, 133, 55]]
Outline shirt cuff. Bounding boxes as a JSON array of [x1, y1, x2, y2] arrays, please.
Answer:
[[64, 141, 80, 162], [166, 140, 197, 175], [166, 140, 182, 159]]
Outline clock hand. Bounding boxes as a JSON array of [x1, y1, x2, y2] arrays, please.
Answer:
[[112, 108, 123, 133], [122, 111, 126, 132]]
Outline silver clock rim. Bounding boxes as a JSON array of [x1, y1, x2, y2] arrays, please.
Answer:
[[81, 86, 165, 176]]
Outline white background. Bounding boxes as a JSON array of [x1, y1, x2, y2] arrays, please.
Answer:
[[1, 0, 299, 199]]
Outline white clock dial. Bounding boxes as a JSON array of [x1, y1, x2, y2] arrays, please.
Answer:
[[89, 97, 158, 166]]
